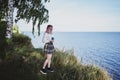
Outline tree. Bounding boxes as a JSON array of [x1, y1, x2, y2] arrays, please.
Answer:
[[14, 0, 50, 35], [0, 0, 50, 37], [0, 0, 50, 60], [7, 0, 14, 38]]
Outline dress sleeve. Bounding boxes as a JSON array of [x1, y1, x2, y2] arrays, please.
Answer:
[[42, 32, 50, 43]]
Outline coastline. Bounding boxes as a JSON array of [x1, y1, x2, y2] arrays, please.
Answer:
[[0, 33, 112, 80]]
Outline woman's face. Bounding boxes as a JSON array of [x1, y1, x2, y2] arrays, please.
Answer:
[[47, 27, 53, 33]]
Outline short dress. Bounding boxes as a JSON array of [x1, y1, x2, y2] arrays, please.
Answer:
[[44, 42, 54, 54], [42, 32, 55, 54]]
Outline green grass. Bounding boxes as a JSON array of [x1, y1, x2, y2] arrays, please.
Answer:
[[0, 33, 112, 80]]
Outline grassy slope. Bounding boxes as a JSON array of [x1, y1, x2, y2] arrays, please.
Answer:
[[0, 34, 111, 80]]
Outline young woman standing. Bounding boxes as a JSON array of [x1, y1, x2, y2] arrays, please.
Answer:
[[40, 25, 55, 74]]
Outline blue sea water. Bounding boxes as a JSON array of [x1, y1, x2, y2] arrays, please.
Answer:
[[23, 32, 120, 80]]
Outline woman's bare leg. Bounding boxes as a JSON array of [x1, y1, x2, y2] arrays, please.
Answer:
[[47, 54, 52, 68], [43, 54, 52, 69]]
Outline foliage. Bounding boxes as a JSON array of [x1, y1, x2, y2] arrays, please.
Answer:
[[13, 24, 19, 34], [14, 0, 50, 35], [0, 55, 39, 80], [0, 21, 7, 59], [0, 0, 50, 35], [0, 0, 8, 19], [12, 34, 33, 47], [47, 49, 111, 80], [6, 33, 34, 53]]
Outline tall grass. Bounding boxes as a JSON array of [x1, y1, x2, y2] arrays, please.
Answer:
[[0, 33, 112, 80], [48, 49, 111, 80]]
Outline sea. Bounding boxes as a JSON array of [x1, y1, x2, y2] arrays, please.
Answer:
[[23, 32, 120, 80]]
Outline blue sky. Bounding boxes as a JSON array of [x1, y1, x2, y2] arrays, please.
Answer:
[[14, 0, 120, 32]]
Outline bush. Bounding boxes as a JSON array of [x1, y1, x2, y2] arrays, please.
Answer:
[[0, 21, 7, 59], [6, 33, 34, 53], [12, 33, 34, 48]]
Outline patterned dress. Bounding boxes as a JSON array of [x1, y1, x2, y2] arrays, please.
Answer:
[[42, 32, 55, 54]]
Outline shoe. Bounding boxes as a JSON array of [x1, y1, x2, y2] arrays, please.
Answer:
[[47, 67, 54, 72], [40, 68, 47, 74]]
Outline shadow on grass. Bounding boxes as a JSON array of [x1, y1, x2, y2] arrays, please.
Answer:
[[0, 47, 45, 80], [0, 56, 39, 80]]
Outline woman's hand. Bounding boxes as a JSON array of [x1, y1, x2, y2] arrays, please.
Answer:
[[50, 40, 54, 43]]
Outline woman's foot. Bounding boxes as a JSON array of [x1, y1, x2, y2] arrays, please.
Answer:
[[47, 67, 54, 72], [40, 68, 47, 74]]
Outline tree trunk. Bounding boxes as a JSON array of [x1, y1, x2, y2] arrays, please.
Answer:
[[6, 0, 14, 38]]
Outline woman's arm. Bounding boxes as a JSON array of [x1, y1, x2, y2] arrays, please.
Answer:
[[42, 32, 50, 43]]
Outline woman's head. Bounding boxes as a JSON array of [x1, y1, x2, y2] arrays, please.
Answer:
[[46, 25, 53, 33]]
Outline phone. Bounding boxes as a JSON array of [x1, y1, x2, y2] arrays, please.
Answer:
[[51, 37, 54, 40]]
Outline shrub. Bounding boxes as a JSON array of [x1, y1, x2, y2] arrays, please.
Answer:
[[0, 21, 7, 60], [12, 33, 34, 48]]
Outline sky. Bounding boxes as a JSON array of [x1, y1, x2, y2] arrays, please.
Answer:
[[14, 0, 120, 32]]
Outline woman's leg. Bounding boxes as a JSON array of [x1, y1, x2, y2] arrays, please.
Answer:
[[47, 54, 54, 72], [40, 54, 50, 74], [47, 54, 52, 68], [42, 59, 48, 69], [43, 54, 52, 69], [41, 54, 54, 74]]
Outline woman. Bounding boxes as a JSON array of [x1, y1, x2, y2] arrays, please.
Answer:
[[40, 25, 55, 74]]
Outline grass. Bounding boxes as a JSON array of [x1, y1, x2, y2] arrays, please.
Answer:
[[0, 33, 112, 80]]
